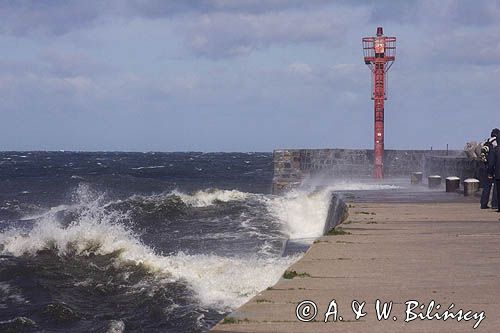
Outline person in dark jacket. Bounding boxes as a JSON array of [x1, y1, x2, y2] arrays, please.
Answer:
[[487, 138, 500, 212], [481, 128, 499, 209]]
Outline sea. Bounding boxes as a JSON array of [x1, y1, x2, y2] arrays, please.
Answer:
[[0, 152, 403, 332]]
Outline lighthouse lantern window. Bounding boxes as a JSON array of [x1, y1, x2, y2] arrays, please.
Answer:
[[375, 38, 385, 54]]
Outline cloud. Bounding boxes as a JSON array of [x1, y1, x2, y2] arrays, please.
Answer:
[[424, 26, 500, 65], [1, 0, 500, 150], [423, 0, 500, 27], [39, 50, 114, 78], [288, 62, 313, 75], [182, 6, 370, 58], [385, 1, 500, 66], [0, 0, 335, 37], [126, 0, 333, 17], [2, 0, 500, 63], [0, 1, 103, 36]]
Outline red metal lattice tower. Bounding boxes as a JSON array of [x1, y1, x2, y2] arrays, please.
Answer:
[[363, 27, 396, 179]]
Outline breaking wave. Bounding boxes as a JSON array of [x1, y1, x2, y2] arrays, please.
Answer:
[[171, 189, 252, 208], [265, 181, 401, 239], [266, 188, 332, 239], [0, 180, 401, 331], [0, 185, 296, 312], [0, 217, 295, 310]]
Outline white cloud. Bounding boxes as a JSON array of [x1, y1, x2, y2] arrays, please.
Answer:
[[288, 63, 313, 75], [181, 6, 370, 58]]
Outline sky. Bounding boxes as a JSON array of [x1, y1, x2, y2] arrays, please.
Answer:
[[0, 0, 499, 152]]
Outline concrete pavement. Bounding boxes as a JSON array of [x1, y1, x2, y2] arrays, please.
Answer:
[[211, 197, 500, 332]]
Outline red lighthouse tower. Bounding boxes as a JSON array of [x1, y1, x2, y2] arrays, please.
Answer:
[[363, 27, 396, 179]]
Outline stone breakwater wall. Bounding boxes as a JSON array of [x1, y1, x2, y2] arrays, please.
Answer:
[[425, 155, 482, 182], [272, 148, 480, 193]]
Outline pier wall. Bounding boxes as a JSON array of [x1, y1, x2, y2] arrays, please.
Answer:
[[425, 155, 482, 182], [272, 148, 479, 193]]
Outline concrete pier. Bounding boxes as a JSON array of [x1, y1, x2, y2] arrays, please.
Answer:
[[211, 193, 500, 332], [272, 149, 479, 194]]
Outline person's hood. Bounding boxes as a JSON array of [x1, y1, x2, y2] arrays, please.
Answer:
[[489, 136, 498, 148]]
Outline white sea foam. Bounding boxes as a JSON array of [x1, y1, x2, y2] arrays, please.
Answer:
[[1, 181, 401, 311], [172, 189, 251, 207], [267, 188, 332, 239], [0, 185, 295, 310], [161, 253, 296, 309], [0, 217, 295, 310], [300, 178, 403, 192], [0, 282, 28, 308], [326, 181, 401, 191], [131, 166, 165, 170], [266, 181, 402, 239], [106, 320, 125, 333], [19, 204, 70, 221]]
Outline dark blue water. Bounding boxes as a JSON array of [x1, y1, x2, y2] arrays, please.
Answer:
[[0, 152, 302, 332]]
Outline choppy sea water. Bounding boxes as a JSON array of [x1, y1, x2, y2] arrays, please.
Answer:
[[0, 152, 403, 332]]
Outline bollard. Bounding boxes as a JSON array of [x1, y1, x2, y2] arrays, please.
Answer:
[[428, 175, 442, 188], [445, 176, 460, 193], [463, 178, 480, 196], [411, 172, 423, 185]]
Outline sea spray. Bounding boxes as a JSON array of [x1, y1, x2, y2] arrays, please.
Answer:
[[0, 219, 297, 310], [172, 189, 252, 207], [267, 188, 332, 239], [0, 162, 404, 332], [0, 185, 297, 311], [266, 181, 400, 239], [0, 151, 279, 332]]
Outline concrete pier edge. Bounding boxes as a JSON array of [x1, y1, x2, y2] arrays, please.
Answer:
[[211, 193, 500, 332]]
